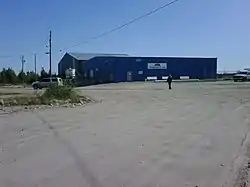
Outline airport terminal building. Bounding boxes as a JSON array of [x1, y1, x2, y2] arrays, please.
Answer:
[[58, 52, 217, 83]]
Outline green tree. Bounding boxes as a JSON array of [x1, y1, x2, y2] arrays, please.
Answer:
[[26, 71, 38, 83], [0, 67, 48, 84], [0, 68, 18, 84], [18, 71, 26, 83], [40, 68, 48, 79], [0, 68, 7, 83], [0, 69, 4, 83]]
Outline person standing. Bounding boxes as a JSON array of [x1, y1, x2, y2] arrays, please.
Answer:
[[167, 74, 173, 90]]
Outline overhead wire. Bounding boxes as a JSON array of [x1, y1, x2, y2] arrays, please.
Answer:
[[59, 0, 180, 51], [0, 55, 17, 59], [1, 0, 181, 59]]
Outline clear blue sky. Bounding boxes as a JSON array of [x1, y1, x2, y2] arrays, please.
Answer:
[[0, 0, 249, 73]]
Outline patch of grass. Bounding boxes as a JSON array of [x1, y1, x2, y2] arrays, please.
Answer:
[[0, 95, 42, 106], [0, 92, 21, 96], [0, 85, 90, 107], [41, 84, 79, 102]]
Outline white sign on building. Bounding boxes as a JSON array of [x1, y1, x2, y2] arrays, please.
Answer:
[[148, 63, 167, 69]]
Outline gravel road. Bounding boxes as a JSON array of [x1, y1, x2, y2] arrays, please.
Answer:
[[1, 82, 250, 187]]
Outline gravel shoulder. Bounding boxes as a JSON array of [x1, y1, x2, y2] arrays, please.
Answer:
[[1, 82, 250, 187]]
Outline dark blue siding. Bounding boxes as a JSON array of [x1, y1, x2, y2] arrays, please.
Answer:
[[79, 56, 217, 82], [58, 53, 75, 76], [59, 53, 84, 77]]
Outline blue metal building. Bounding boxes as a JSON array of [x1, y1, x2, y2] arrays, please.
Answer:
[[58, 52, 217, 83]]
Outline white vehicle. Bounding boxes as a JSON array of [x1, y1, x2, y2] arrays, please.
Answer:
[[65, 68, 76, 79], [233, 69, 250, 82], [32, 77, 63, 89]]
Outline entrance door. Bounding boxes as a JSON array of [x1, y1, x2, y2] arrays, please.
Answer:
[[109, 73, 113, 82], [127, 71, 132, 81]]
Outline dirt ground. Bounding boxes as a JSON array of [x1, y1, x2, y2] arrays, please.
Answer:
[[1, 82, 250, 187], [0, 87, 35, 98]]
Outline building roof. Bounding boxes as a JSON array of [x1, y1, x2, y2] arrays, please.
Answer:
[[67, 52, 129, 61]]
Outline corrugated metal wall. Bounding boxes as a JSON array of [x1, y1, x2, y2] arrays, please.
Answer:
[[58, 53, 84, 77], [81, 57, 217, 82], [58, 53, 74, 77]]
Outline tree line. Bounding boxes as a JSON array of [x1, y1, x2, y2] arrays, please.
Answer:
[[0, 67, 56, 84]]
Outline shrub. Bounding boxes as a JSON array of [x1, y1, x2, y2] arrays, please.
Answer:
[[0, 84, 90, 107], [0, 96, 41, 106], [41, 84, 79, 102]]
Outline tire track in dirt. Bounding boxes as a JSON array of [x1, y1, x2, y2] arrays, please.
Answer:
[[34, 112, 104, 187], [223, 126, 250, 187]]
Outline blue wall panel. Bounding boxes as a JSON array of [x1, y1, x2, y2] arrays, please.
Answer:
[[59, 53, 84, 77], [80, 56, 217, 82]]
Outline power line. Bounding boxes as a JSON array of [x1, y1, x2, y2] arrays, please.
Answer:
[[0, 55, 16, 59], [0, 0, 180, 60], [0, 30, 52, 62], [60, 0, 180, 51], [0, 53, 35, 59]]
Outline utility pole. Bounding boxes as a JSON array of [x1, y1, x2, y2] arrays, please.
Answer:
[[49, 31, 52, 76], [46, 30, 52, 77], [20, 55, 25, 72], [34, 53, 37, 80]]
